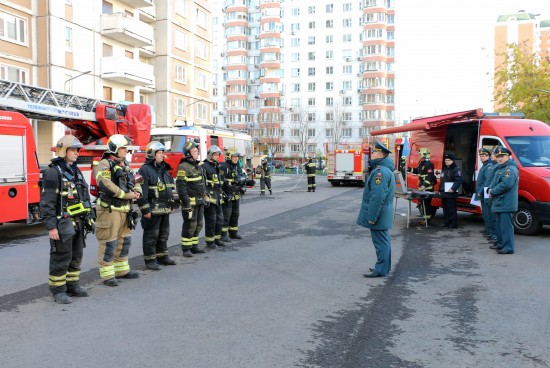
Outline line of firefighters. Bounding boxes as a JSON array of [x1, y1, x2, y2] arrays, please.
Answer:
[[40, 133, 286, 304]]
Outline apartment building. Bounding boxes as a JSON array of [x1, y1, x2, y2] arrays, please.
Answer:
[[212, 0, 395, 158], [494, 10, 550, 110], [0, 0, 211, 162]]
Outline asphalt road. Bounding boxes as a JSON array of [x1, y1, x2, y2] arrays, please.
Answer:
[[0, 174, 549, 368]]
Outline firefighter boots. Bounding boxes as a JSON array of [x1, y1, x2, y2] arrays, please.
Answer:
[[119, 270, 140, 279], [215, 239, 226, 247], [157, 256, 177, 266], [221, 232, 232, 243], [206, 243, 218, 250], [53, 292, 72, 304], [182, 249, 193, 258], [269, 189, 272, 195], [66, 285, 90, 297], [146, 260, 162, 271], [191, 246, 206, 254], [229, 232, 243, 240], [104, 278, 119, 287]]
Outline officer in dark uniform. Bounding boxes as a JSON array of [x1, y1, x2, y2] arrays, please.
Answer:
[[356, 141, 395, 278], [487, 146, 519, 254], [475, 148, 493, 237], [202, 145, 226, 249], [259, 157, 272, 195], [411, 148, 436, 225], [484, 150, 499, 244], [176, 141, 207, 257], [40, 135, 93, 304], [137, 141, 177, 270], [439, 153, 463, 228], [305, 158, 317, 192], [219, 149, 246, 242]]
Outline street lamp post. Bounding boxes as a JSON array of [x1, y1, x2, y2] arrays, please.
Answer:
[[64, 70, 91, 92]]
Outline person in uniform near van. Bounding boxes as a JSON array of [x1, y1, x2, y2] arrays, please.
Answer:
[[356, 141, 396, 278], [136, 141, 177, 270], [202, 145, 226, 249], [484, 150, 499, 244], [176, 141, 207, 257], [305, 158, 317, 192], [487, 146, 519, 254], [475, 148, 493, 237], [93, 134, 142, 286], [258, 157, 272, 195], [411, 148, 437, 225], [41, 135, 92, 304], [439, 153, 463, 228], [219, 149, 246, 242]]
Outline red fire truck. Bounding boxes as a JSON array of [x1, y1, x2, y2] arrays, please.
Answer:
[[372, 109, 550, 235], [0, 80, 152, 224], [325, 142, 371, 186]]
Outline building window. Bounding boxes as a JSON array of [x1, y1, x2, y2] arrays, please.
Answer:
[[175, 98, 185, 116], [326, 20, 333, 28], [325, 113, 334, 121], [326, 50, 333, 59], [175, 30, 187, 50], [307, 129, 316, 137], [342, 34, 352, 42], [291, 38, 300, 47], [291, 68, 300, 77], [307, 144, 316, 152], [102, 1, 113, 14], [292, 83, 300, 92], [343, 3, 352, 12], [0, 64, 28, 83], [343, 18, 352, 28], [326, 66, 333, 75], [342, 128, 352, 137], [65, 0, 72, 4], [308, 67, 316, 76], [125, 90, 134, 102], [308, 36, 315, 45], [326, 97, 333, 106], [308, 6, 315, 14], [125, 50, 134, 59], [290, 144, 300, 152], [308, 98, 315, 106], [309, 21, 315, 29], [326, 4, 333, 13], [343, 65, 352, 74], [291, 129, 299, 136], [307, 114, 316, 122], [196, 71, 207, 90], [342, 81, 352, 90], [325, 128, 333, 137], [102, 43, 113, 57], [291, 8, 300, 16], [291, 53, 300, 62], [175, 63, 186, 83], [65, 27, 72, 52], [196, 9, 207, 29], [196, 103, 207, 119], [308, 52, 315, 61], [103, 86, 112, 100], [291, 99, 300, 108], [343, 112, 352, 121], [196, 40, 207, 59], [325, 82, 333, 91], [326, 35, 333, 44], [175, 0, 186, 16], [291, 23, 300, 32], [343, 96, 352, 105]]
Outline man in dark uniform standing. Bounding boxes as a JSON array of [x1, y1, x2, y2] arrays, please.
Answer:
[[176, 141, 207, 257], [487, 146, 519, 254], [202, 145, 226, 249], [475, 148, 493, 237], [356, 141, 396, 278], [439, 153, 463, 228], [219, 149, 246, 242], [258, 157, 272, 195], [411, 148, 436, 225], [137, 141, 177, 270], [305, 158, 317, 192], [40, 135, 93, 303]]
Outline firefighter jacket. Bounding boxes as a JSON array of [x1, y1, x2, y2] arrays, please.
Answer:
[[439, 162, 463, 199], [305, 161, 316, 177], [416, 159, 436, 190], [259, 163, 271, 179], [40, 158, 91, 231], [488, 159, 519, 213], [136, 159, 175, 215], [202, 159, 224, 206], [219, 161, 244, 201], [176, 158, 206, 209], [475, 159, 492, 201], [356, 156, 396, 230], [93, 154, 142, 212]]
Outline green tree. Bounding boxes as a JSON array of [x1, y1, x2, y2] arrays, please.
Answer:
[[494, 43, 550, 122]]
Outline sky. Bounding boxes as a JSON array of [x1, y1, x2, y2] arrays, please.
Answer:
[[395, 0, 549, 123]]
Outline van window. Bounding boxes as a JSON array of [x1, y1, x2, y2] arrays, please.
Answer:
[[445, 124, 478, 196], [506, 136, 550, 167], [480, 137, 501, 153]]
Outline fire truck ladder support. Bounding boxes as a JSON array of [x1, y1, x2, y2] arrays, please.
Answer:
[[0, 79, 118, 122]]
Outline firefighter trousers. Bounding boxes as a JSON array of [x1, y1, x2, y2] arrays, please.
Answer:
[[260, 177, 271, 194], [204, 203, 223, 244], [95, 207, 132, 280], [222, 199, 240, 236], [141, 214, 170, 262], [181, 204, 204, 250], [307, 176, 316, 191], [49, 222, 85, 295]]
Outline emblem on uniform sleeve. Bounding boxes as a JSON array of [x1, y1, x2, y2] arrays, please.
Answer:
[[99, 170, 111, 178], [375, 172, 382, 185], [504, 169, 511, 177]]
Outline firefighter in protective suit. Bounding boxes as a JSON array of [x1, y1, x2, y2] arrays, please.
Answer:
[[137, 141, 177, 270], [202, 145, 226, 249], [219, 149, 246, 241], [305, 158, 317, 192], [93, 134, 142, 286], [40, 135, 93, 304], [410, 148, 437, 225], [258, 157, 272, 195], [176, 141, 207, 257]]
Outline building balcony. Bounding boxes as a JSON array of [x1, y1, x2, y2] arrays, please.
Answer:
[[138, 6, 156, 23], [119, 0, 154, 9], [100, 13, 154, 47], [101, 57, 154, 86]]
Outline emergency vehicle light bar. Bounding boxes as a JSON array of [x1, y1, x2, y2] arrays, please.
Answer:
[[483, 112, 525, 119]]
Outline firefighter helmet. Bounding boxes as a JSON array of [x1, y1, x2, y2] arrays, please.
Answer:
[[182, 140, 199, 158], [56, 135, 83, 158], [419, 148, 431, 159], [206, 145, 222, 160], [107, 134, 131, 155], [145, 141, 166, 159], [261, 157, 267, 165], [236, 174, 247, 186], [225, 148, 242, 161]]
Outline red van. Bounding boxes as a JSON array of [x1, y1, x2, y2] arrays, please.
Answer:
[[372, 109, 550, 235]]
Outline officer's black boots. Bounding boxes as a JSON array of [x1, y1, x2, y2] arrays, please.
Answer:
[[157, 256, 176, 265], [66, 285, 90, 297], [104, 278, 119, 287], [146, 260, 162, 271], [119, 270, 140, 279], [191, 246, 205, 254], [54, 292, 72, 304]]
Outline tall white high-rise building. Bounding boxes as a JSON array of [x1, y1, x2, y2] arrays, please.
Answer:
[[212, 0, 395, 158]]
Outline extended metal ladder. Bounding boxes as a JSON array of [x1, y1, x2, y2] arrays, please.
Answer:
[[0, 79, 117, 122]]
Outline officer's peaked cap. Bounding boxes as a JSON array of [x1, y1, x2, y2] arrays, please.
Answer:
[[478, 148, 491, 155], [494, 145, 512, 156], [372, 141, 392, 154]]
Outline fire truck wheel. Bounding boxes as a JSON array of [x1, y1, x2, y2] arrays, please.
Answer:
[[514, 201, 542, 236]]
